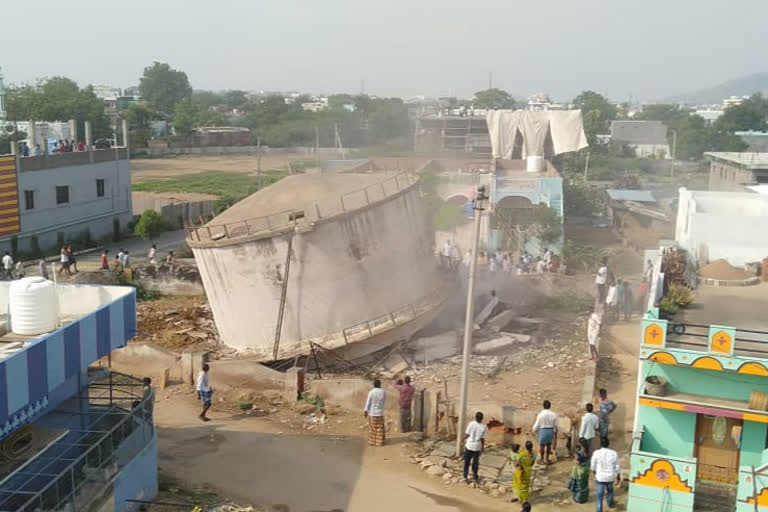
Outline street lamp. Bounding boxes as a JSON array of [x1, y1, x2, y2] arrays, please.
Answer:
[[456, 185, 489, 456]]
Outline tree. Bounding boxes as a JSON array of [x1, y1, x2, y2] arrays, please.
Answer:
[[223, 90, 248, 110], [138, 62, 192, 116], [173, 97, 200, 137], [496, 204, 561, 250], [563, 177, 606, 218], [472, 88, 516, 109], [134, 210, 166, 240], [122, 102, 156, 147], [572, 91, 617, 145], [715, 93, 768, 133]]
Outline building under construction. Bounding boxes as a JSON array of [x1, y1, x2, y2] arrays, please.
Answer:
[[187, 171, 446, 361]]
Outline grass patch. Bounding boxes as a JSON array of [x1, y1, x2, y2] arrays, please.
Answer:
[[133, 171, 288, 210], [536, 289, 594, 314]]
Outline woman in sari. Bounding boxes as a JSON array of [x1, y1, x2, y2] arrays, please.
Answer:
[[511, 441, 536, 503], [567, 448, 590, 503]]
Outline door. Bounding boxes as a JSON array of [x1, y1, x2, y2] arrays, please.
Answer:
[[695, 414, 741, 484]]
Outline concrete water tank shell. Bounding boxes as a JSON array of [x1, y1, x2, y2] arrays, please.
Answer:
[[10, 277, 58, 335], [187, 172, 444, 359]]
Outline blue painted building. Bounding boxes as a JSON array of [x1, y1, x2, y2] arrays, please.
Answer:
[[0, 282, 157, 511]]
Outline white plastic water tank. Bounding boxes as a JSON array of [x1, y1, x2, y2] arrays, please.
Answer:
[[10, 277, 58, 335], [526, 155, 544, 173]]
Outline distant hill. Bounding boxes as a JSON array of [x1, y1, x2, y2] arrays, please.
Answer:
[[660, 72, 768, 105]]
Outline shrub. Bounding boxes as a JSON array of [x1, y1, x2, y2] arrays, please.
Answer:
[[134, 210, 166, 240], [667, 284, 694, 308], [659, 297, 679, 316]]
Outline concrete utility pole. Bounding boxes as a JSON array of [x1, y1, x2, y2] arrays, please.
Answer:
[[456, 185, 489, 457], [583, 151, 590, 180]]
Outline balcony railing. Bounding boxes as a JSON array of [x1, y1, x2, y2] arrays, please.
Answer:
[[0, 371, 155, 511]]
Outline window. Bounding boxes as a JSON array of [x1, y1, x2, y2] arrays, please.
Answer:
[[96, 179, 105, 197], [56, 186, 69, 205], [23, 190, 34, 210]]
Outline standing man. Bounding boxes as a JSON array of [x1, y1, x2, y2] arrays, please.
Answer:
[[148, 243, 157, 264], [196, 363, 213, 422], [591, 437, 621, 512], [579, 403, 599, 458], [364, 379, 386, 446], [598, 389, 617, 445], [393, 376, 415, 433], [532, 400, 558, 465], [588, 312, 602, 361], [595, 257, 608, 304], [1, 251, 13, 280], [463, 411, 487, 483], [441, 240, 453, 269]]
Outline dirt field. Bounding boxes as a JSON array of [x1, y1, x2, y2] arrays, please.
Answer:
[[131, 154, 312, 180]]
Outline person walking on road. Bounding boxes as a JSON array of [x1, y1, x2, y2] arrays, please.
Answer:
[[393, 376, 415, 433], [532, 400, 558, 465], [196, 363, 213, 422], [595, 257, 608, 304], [2, 252, 13, 280], [591, 437, 621, 512], [101, 249, 110, 270], [364, 379, 386, 446], [463, 411, 487, 483], [598, 389, 617, 445], [588, 312, 602, 361], [39, 259, 49, 280], [148, 243, 157, 265]]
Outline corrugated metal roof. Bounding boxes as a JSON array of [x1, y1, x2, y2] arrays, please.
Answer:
[[606, 189, 656, 202]]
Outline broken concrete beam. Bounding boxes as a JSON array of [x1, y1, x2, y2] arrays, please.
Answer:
[[379, 352, 410, 378], [486, 310, 517, 333], [474, 334, 531, 355], [411, 331, 459, 363]]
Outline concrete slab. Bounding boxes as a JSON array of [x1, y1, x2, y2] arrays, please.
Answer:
[[420, 455, 449, 468], [431, 441, 457, 457], [477, 465, 500, 480], [474, 334, 530, 354], [486, 310, 517, 332], [378, 352, 410, 378], [411, 331, 459, 364]]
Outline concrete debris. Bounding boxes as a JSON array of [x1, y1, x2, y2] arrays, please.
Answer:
[[133, 262, 202, 283], [474, 334, 531, 355], [426, 465, 447, 476], [378, 352, 410, 378], [136, 300, 224, 353], [410, 331, 459, 363]]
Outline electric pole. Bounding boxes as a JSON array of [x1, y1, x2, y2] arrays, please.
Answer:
[[456, 185, 489, 457]]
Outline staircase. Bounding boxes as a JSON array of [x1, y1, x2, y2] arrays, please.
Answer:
[[694, 481, 737, 511]]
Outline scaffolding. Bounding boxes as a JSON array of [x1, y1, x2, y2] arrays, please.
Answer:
[[0, 371, 155, 511]]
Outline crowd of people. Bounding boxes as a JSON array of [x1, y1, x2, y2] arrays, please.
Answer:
[[439, 240, 566, 277], [361, 374, 622, 512], [17, 139, 88, 157]]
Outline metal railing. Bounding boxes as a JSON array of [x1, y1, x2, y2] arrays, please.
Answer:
[[341, 287, 446, 345], [187, 171, 419, 244], [0, 372, 155, 512], [665, 322, 768, 356]]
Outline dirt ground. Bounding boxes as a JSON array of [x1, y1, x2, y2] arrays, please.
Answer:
[[131, 154, 311, 180]]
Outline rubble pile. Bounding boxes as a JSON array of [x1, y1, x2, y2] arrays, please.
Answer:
[[133, 262, 201, 283], [136, 299, 232, 355]]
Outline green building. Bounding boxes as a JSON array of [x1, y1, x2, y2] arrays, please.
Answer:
[[629, 295, 768, 510]]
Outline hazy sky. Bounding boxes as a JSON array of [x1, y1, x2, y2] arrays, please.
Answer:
[[1, 0, 766, 101]]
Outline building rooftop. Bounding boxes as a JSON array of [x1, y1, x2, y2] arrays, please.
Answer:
[[0, 282, 136, 439], [705, 152, 768, 169], [606, 189, 656, 202]]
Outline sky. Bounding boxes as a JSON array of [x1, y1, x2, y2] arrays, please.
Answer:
[[1, 0, 767, 102]]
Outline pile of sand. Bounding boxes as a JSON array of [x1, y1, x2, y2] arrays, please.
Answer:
[[699, 259, 752, 281]]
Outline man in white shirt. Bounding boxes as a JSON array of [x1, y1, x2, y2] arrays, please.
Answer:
[[579, 403, 599, 458], [195, 363, 213, 421], [588, 311, 602, 361], [364, 379, 386, 446], [463, 411, 487, 482], [1, 251, 13, 280], [591, 437, 621, 512], [442, 240, 452, 269], [595, 257, 608, 303], [532, 400, 558, 465]]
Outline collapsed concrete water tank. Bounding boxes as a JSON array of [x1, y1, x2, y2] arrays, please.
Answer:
[[187, 172, 445, 360], [526, 155, 544, 173], [10, 277, 57, 335]]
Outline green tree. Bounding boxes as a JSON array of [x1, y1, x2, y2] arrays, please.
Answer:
[[0, 129, 27, 154], [563, 177, 606, 217], [223, 90, 248, 110], [134, 210, 166, 240], [138, 62, 192, 116], [4, 85, 42, 121], [122, 102, 156, 147], [715, 93, 768, 132], [173, 97, 200, 137], [472, 88, 516, 109], [572, 91, 617, 145]]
